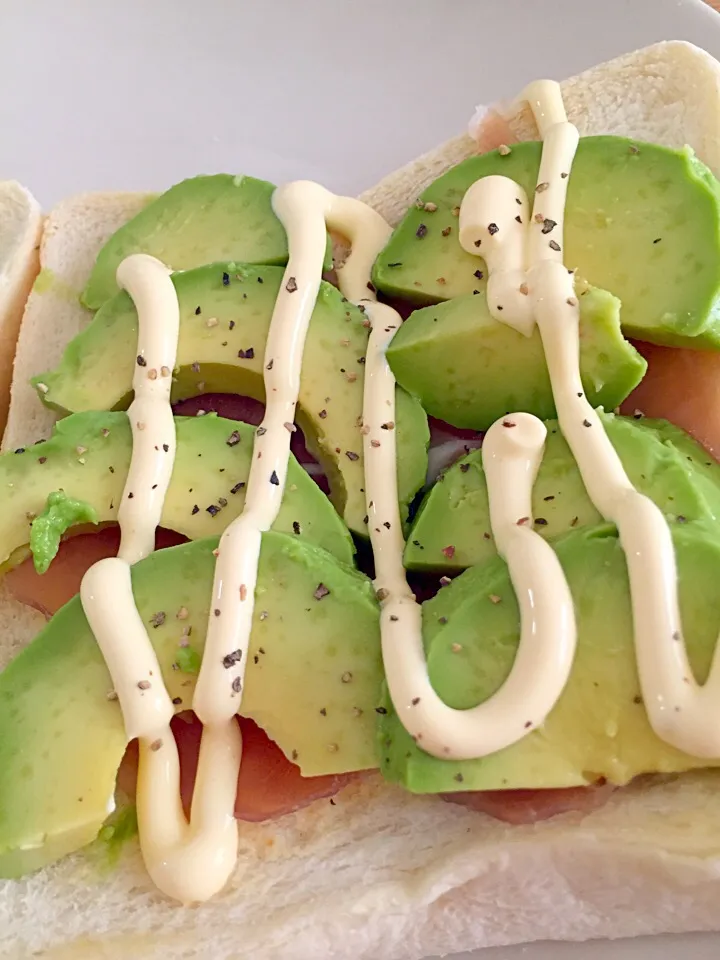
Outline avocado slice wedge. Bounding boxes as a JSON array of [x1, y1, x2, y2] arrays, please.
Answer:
[[0, 411, 354, 571], [0, 532, 382, 879], [82, 175, 331, 309], [33, 263, 429, 537], [373, 137, 720, 349], [406, 413, 720, 572], [381, 520, 720, 793], [386, 286, 645, 430]]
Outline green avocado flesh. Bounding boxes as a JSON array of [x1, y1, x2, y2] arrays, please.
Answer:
[[373, 137, 720, 348], [0, 533, 382, 879], [0, 411, 353, 570], [30, 491, 98, 574], [82, 175, 330, 309], [33, 264, 429, 537], [406, 413, 720, 572], [381, 521, 720, 793], [386, 286, 645, 430]]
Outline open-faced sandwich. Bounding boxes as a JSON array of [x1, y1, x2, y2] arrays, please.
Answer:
[[3, 38, 720, 960]]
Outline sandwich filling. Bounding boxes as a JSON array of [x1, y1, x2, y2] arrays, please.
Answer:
[[4, 77, 720, 904]]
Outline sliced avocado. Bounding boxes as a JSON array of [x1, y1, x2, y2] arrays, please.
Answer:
[[0, 411, 353, 571], [373, 137, 720, 348], [0, 532, 382, 878], [30, 491, 98, 573], [406, 413, 720, 572], [381, 521, 720, 792], [34, 264, 429, 536], [386, 286, 645, 430], [82, 175, 331, 309]]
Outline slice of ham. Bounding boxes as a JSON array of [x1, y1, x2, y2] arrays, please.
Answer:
[[442, 781, 616, 824], [621, 341, 720, 461]]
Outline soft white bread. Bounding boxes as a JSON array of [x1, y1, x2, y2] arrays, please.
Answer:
[[2, 772, 720, 960], [363, 39, 720, 226], [1, 191, 152, 452], [2, 39, 720, 960], [0, 182, 42, 437]]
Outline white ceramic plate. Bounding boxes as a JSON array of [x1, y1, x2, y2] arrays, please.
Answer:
[[1, 0, 720, 957]]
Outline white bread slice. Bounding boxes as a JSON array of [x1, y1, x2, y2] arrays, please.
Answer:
[[2, 39, 720, 960], [2, 771, 720, 959], [1, 192, 152, 453], [0, 182, 42, 438], [363, 40, 720, 227]]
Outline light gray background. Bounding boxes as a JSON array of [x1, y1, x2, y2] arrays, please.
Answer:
[[1, 0, 720, 957]]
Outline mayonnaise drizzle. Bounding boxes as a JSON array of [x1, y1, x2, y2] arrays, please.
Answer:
[[192, 182, 395, 734], [81, 254, 241, 904], [460, 79, 720, 759], [363, 308, 576, 760]]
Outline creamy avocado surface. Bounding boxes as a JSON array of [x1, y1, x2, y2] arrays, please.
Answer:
[[34, 264, 429, 537], [373, 137, 720, 348], [0, 533, 383, 878], [0, 411, 354, 571], [82, 174, 332, 309]]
